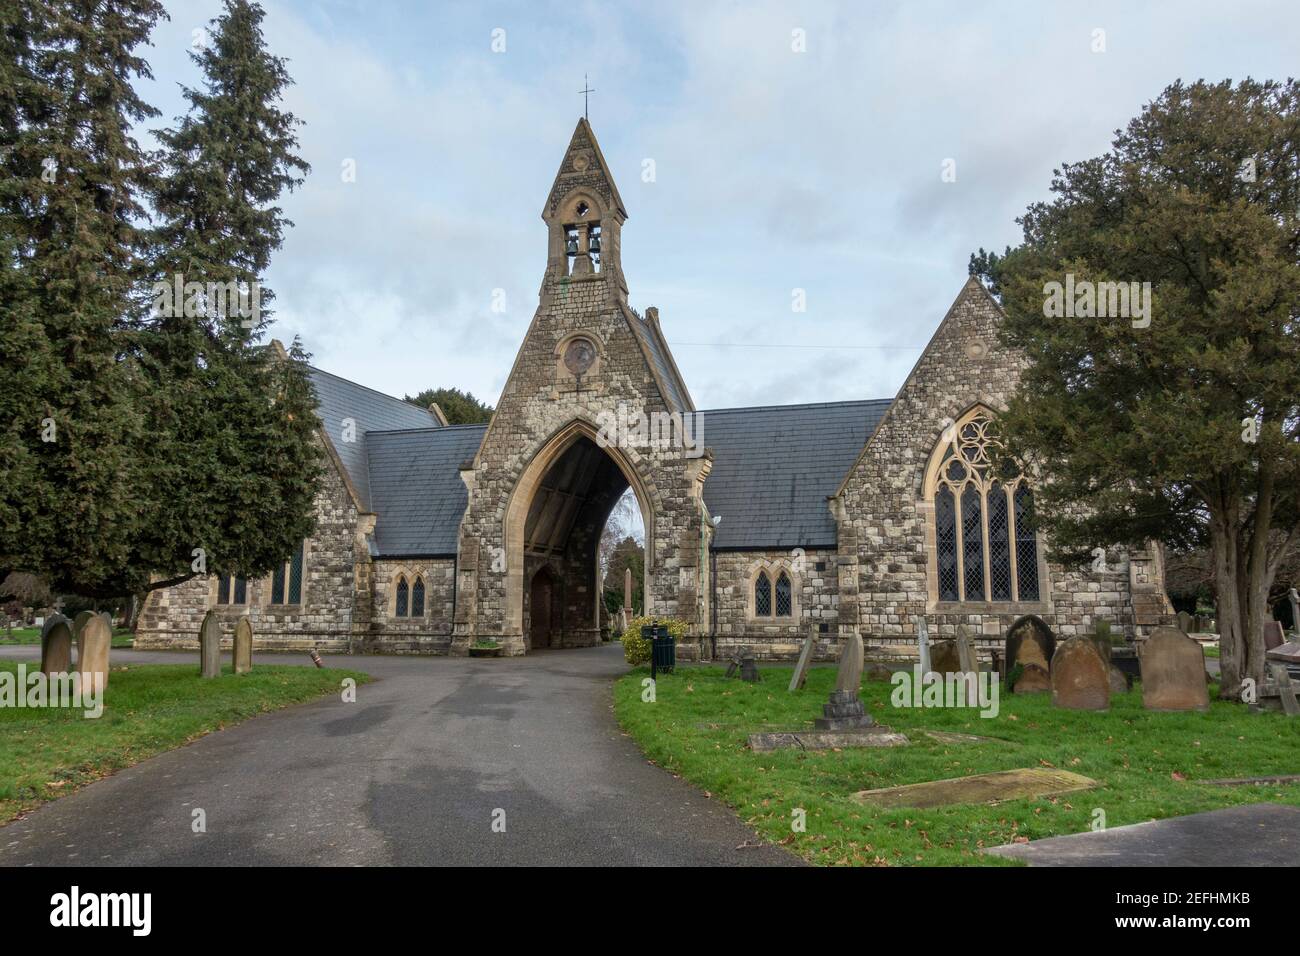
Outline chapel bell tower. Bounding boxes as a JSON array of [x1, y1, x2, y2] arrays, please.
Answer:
[[541, 117, 629, 299]]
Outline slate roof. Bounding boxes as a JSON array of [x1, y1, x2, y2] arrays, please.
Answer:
[[365, 425, 488, 556], [699, 399, 892, 550], [628, 311, 691, 412], [308, 362, 892, 554], [308, 367, 439, 510]]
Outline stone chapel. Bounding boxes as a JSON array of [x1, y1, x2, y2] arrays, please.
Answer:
[[137, 118, 1173, 659]]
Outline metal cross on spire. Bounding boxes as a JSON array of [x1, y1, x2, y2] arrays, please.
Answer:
[[579, 74, 595, 121]]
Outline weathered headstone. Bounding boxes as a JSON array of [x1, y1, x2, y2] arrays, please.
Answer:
[[788, 635, 815, 691], [739, 654, 761, 683], [955, 627, 978, 674], [1176, 610, 1193, 634], [200, 610, 222, 679], [815, 632, 873, 730], [1109, 665, 1131, 693], [724, 656, 740, 678], [71, 610, 95, 665], [40, 616, 72, 675], [929, 639, 963, 675], [1263, 621, 1286, 651], [917, 618, 933, 676], [78, 616, 111, 694], [1290, 588, 1300, 635], [1006, 615, 1055, 693], [1140, 626, 1210, 712], [1050, 637, 1110, 711], [233, 616, 253, 675], [1269, 664, 1299, 717]]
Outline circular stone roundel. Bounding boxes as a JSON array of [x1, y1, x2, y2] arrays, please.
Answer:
[[563, 337, 597, 376]]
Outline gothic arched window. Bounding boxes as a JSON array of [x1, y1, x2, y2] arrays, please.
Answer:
[[411, 577, 425, 618], [395, 577, 409, 617], [754, 571, 772, 617], [775, 572, 792, 617], [928, 410, 1040, 603]]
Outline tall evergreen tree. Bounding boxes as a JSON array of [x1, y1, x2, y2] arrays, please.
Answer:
[[405, 386, 494, 424], [989, 79, 1300, 698], [139, 0, 319, 593], [0, 0, 164, 594]]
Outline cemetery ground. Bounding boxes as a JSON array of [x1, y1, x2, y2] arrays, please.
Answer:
[[1, 626, 134, 648], [613, 662, 1300, 867], [0, 659, 369, 824]]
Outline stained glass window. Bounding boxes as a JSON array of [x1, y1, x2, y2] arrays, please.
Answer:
[[962, 484, 985, 601], [1015, 485, 1040, 601], [775, 572, 792, 617], [288, 541, 304, 604], [755, 571, 771, 617], [988, 482, 1013, 601], [936, 486, 959, 601], [395, 578, 409, 617], [931, 411, 1040, 604]]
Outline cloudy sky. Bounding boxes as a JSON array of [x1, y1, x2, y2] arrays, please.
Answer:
[[137, 0, 1300, 411]]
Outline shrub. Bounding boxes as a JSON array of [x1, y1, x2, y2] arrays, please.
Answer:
[[620, 615, 689, 666]]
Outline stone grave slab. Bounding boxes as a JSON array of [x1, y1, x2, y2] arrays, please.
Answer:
[[1269, 664, 1299, 716], [1264, 621, 1286, 651], [40, 618, 72, 674], [1051, 637, 1110, 711], [983, 803, 1300, 866], [788, 635, 815, 692], [852, 768, 1096, 809], [78, 616, 111, 693], [1006, 615, 1055, 693], [200, 610, 222, 679], [1201, 773, 1300, 787], [233, 616, 253, 675], [748, 728, 909, 752], [1141, 627, 1210, 712], [71, 610, 95, 664]]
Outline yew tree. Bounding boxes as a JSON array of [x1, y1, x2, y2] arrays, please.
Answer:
[[983, 79, 1300, 699]]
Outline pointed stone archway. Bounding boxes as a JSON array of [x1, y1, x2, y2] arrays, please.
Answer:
[[504, 419, 654, 652]]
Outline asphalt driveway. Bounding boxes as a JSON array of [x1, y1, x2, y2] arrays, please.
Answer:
[[0, 643, 798, 866]]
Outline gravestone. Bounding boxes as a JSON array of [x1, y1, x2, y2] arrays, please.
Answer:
[[1176, 611, 1193, 634], [233, 616, 253, 675], [199, 610, 222, 679], [917, 617, 933, 675], [929, 639, 963, 676], [815, 632, 873, 730], [1269, 664, 1300, 716], [40, 616, 72, 675], [71, 610, 95, 664], [78, 616, 111, 694], [1140, 626, 1210, 712], [1006, 615, 1055, 693], [739, 654, 761, 683], [853, 768, 1096, 809], [1050, 637, 1110, 711], [1263, 621, 1286, 651], [1109, 665, 1131, 693], [1290, 589, 1300, 635], [724, 656, 740, 678], [788, 635, 815, 691], [955, 627, 978, 674]]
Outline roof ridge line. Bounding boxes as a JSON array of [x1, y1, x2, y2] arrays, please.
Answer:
[[309, 365, 437, 421], [699, 398, 892, 414]]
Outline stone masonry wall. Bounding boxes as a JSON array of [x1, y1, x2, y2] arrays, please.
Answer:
[[136, 438, 361, 653]]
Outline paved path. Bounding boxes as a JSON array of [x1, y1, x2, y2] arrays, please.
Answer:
[[0, 644, 798, 867], [984, 803, 1300, 866]]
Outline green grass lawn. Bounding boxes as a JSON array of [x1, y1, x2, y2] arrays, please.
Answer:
[[0, 661, 369, 824], [1, 626, 134, 648], [613, 663, 1300, 867]]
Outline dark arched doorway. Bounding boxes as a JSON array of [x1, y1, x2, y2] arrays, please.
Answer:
[[513, 432, 648, 649], [528, 565, 557, 649]]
